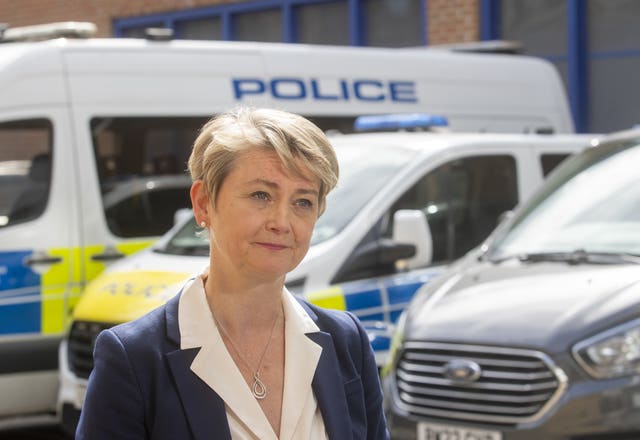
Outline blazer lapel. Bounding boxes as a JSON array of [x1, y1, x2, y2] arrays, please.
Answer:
[[164, 292, 231, 440], [306, 331, 352, 440]]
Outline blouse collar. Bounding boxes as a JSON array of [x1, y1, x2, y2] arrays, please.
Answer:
[[178, 275, 323, 440]]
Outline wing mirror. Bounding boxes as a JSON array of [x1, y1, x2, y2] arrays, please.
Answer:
[[392, 209, 433, 269]]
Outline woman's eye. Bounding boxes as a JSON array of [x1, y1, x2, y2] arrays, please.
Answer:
[[295, 199, 313, 209], [251, 191, 270, 201]]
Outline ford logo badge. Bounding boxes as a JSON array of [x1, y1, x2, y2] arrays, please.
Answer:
[[442, 359, 482, 383]]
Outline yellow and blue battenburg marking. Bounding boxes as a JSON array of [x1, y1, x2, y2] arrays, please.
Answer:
[[0, 250, 42, 334], [0, 247, 85, 336], [307, 268, 443, 353], [72, 270, 191, 324], [0, 241, 154, 337]]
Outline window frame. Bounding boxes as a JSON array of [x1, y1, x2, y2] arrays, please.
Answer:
[[113, 0, 426, 47]]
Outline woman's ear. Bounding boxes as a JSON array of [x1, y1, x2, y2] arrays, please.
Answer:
[[190, 180, 209, 225]]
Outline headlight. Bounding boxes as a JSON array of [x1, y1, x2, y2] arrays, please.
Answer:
[[573, 318, 640, 379]]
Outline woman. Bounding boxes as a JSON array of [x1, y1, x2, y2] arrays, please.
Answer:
[[76, 107, 389, 439]]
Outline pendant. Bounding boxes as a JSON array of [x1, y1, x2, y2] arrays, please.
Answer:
[[252, 373, 267, 400]]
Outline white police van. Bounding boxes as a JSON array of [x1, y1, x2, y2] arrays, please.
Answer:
[[57, 112, 599, 431], [0, 21, 576, 429]]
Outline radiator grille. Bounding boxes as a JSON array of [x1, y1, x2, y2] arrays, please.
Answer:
[[67, 321, 113, 379], [394, 341, 566, 426]]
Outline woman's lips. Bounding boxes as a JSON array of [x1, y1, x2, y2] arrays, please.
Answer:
[[255, 242, 288, 250]]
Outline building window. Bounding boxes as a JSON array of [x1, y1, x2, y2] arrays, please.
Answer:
[[500, 0, 568, 89], [365, 0, 424, 47], [176, 17, 222, 40], [501, 0, 567, 55], [234, 8, 282, 42], [588, 0, 640, 52], [114, 0, 427, 48], [587, 0, 640, 132], [295, 1, 349, 45], [588, 56, 640, 133]]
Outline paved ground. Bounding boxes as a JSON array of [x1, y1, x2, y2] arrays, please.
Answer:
[[0, 426, 70, 440]]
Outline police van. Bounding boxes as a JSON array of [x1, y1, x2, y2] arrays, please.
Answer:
[[0, 21, 577, 428], [57, 111, 599, 430]]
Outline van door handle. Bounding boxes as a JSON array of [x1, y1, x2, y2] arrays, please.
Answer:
[[24, 253, 63, 266], [91, 248, 125, 262]]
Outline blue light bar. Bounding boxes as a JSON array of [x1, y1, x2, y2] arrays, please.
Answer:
[[354, 113, 449, 132]]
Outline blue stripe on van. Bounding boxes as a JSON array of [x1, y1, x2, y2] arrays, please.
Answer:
[[357, 311, 385, 322], [389, 309, 405, 324], [0, 251, 41, 334], [342, 280, 385, 322], [385, 281, 426, 323], [343, 285, 383, 311], [386, 281, 424, 305], [369, 333, 391, 353]]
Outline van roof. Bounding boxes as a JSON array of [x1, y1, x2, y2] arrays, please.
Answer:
[[0, 35, 537, 60], [329, 131, 598, 155], [0, 37, 575, 134]]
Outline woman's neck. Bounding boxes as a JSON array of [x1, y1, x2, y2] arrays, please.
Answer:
[[202, 269, 285, 333]]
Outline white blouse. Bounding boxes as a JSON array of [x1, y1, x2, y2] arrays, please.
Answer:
[[178, 276, 328, 440]]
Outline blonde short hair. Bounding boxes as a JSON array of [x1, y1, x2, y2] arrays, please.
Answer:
[[188, 107, 339, 215]]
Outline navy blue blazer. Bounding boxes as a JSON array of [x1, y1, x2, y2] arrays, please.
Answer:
[[76, 290, 389, 439]]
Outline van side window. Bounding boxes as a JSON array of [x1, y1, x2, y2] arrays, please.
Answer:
[[541, 153, 570, 176], [91, 117, 208, 237], [0, 119, 53, 228], [389, 155, 518, 264]]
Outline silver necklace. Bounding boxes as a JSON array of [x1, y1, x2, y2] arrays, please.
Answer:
[[212, 306, 282, 400]]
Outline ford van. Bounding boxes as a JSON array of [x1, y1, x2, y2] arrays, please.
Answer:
[[383, 128, 640, 439]]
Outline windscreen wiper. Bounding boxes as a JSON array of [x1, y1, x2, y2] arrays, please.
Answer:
[[491, 249, 640, 265]]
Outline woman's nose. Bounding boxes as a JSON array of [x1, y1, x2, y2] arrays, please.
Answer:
[[266, 202, 291, 233]]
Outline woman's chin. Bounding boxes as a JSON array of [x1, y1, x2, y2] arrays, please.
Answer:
[[249, 266, 292, 282]]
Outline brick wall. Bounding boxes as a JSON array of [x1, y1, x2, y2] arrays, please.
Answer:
[[427, 0, 479, 45]]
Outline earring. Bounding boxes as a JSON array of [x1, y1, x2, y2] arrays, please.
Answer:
[[200, 221, 206, 228]]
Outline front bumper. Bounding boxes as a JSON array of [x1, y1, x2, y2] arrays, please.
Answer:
[[384, 369, 640, 440]]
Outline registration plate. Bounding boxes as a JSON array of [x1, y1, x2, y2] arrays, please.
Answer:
[[418, 422, 502, 440]]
